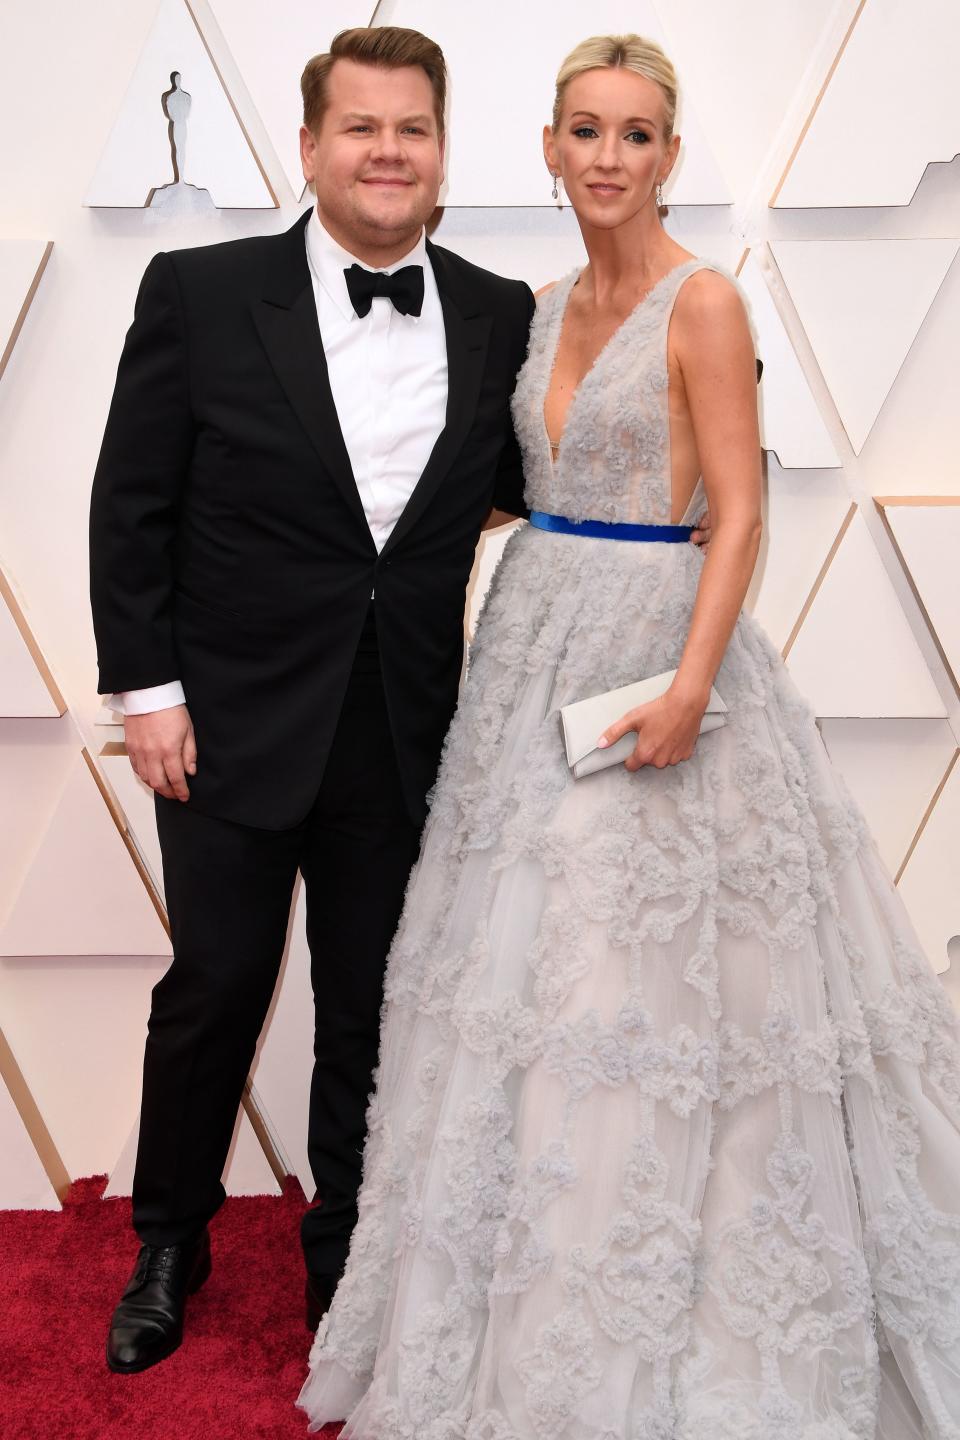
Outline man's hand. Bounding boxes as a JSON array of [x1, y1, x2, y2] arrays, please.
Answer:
[[124, 704, 197, 802], [690, 507, 712, 549]]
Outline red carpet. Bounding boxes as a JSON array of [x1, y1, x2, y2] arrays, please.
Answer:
[[0, 1177, 343, 1440]]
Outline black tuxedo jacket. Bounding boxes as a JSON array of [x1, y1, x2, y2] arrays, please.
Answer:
[[90, 210, 534, 829]]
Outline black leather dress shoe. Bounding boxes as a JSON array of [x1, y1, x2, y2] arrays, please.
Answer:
[[106, 1230, 211, 1374], [305, 1270, 342, 1332]]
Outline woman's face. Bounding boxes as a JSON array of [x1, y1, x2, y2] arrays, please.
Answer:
[[545, 67, 679, 231]]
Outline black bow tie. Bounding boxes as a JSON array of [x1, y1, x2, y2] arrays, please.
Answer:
[[344, 263, 424, 319]]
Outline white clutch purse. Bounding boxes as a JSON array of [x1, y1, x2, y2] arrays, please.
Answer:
[[560, 668, 727, 779]]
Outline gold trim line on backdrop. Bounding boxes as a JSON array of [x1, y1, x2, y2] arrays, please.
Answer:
[[0, 564, 67, 715], [0, 241, 53, 382], [780, 502, 857, 661], [0, 1026, 71, 1200], [875, 497, 960, 699], [895, 747, 960, 886], [768, 0, 868, 208]]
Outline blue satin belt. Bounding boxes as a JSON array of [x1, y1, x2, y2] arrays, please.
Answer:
[[529, 510, 694, 543]]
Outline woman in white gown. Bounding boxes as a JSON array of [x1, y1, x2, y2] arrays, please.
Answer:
[[300, 34, 960, 1439]]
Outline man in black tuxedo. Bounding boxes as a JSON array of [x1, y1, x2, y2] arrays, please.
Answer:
[[90, 26, 534, 1374]]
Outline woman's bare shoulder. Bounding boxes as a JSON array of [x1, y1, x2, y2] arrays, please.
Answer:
[[534, 280, 559, 302], [674, 266, 745, 324]]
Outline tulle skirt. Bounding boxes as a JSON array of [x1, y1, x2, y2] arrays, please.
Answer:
[[299, 526, 960, 1439]]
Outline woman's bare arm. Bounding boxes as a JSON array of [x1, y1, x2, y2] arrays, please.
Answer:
[[600, 271, 761, 769], [670, 271, 762, 703]]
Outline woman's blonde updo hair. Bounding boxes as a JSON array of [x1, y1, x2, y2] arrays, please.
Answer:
[[552, 33, 678, 139]]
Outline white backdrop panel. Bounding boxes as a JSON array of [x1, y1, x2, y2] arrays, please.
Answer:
[[0, 954, 167, 1178], [0, 240, 52, 381], [649, 0, 842, 201], [0, 753, 172, 958], [775, 0, 960, 208], [859, 240, 960, 495], [85, 0, 274, 208], [0, 1077, 61, 1210], [0, 719, 79, 929], [209, 0, 376, 199], [819, 719, 957, 879], [743, 465, 850, 653], [771, 239, 960, 455], [384, 0, 730, 207], [0, 591, 63, 718], [739, 250, 839, 469], [882, 503, 960, 693], [785, 511, 946, 719]]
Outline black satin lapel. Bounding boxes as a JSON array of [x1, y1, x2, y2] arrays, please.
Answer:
[[252, 284, 372, 538], [380, 293, 492, 559]]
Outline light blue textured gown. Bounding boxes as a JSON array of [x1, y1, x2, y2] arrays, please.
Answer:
[[299, 261, 960, 1439]]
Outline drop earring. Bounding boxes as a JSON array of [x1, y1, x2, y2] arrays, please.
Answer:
[[551, 172, 560, 201], [656, 180, 664, 209]]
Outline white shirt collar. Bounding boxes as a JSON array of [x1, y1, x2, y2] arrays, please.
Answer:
[[306, 206, 428, 324]]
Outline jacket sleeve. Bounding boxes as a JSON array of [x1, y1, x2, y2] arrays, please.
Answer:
[[89, 252, 196, 694], [491, 282, 535, 519]]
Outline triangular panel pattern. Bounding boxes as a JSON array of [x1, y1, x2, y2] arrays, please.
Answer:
[[0, 240, 52, 382], [385, 0, 730, 206], [0, 752, 172, 957], [771, 239, 959, 454], [0, 1075, 61, 1209], [210, 0, 376, 199], [0, 721, 79, 930], [775, 0, 960, 208], [85, 0, 274, 208], [745, 470, 852, 654], [106, 1105, 281, 1198], [739, 251, 839, 469], [786, 511, 946, 718], [898, 757, 960, 976], [99, 750, 166, 902], [879, 500, 960, 695], [643, 0, 840, 202], [0, 567, 65, 718], [819, 719, 957, 879]]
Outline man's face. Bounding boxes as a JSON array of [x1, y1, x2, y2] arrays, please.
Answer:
[[301, 59, 445, 257]]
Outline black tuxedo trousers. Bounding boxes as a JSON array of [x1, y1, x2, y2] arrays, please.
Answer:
[[135, 608, 422, 1274]]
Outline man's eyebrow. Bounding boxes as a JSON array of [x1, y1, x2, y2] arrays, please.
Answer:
[[341, 111, 434, 126]]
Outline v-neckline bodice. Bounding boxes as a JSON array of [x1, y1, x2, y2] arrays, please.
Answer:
[[541, 258, 700, 473]]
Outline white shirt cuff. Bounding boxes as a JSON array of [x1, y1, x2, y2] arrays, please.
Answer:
[[108, 681, 186, 716]]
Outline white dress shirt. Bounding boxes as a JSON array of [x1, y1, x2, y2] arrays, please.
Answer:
[[110, 208, 449, 717]]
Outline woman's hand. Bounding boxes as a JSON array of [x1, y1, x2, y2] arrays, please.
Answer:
[[690, 507, 711, 549], [597, 683, 708, 772]]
